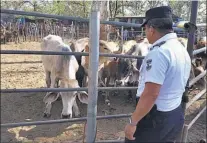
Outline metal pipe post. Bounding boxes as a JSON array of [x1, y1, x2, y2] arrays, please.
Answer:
[[187, 1, 198, 59], [179, 1, 198, 142], [181, 124, 189, 143], [86, 10, 100, 143], [182, 0, 198, 112], [121, 26, 124, 50]]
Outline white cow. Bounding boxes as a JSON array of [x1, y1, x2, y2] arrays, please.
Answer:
[[41, 34, 88, 118]]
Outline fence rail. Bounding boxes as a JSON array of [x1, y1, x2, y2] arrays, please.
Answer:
[[186, 89, 206, 109], [0, 50, 145, 59], [2, 9, 206, 29], [189, 70, 206, 87], [1, 9, 141, 28], [0, 87, 137, 93], [1, 113, 132, 128], [95, 140, 124, 143], [1, 47, 206, 59], [188, 106, 206, 129], [192, 47, 206, 55], [1, 68, 205, 94], [1, 61, 42, 64]]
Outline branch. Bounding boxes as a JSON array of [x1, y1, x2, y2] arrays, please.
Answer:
[[113, 0, 118, 18], [71, 1, 84, 6], [109, 1, 113, 18]]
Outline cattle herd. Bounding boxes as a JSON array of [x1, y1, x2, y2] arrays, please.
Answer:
[[38, 34, 206, 119], [1, 17, 206, 119]]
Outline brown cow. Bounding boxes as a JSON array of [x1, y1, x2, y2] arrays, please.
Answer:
[[69, 38, 116, 86], [192, 58, 206, 89], [96, 39, 150, 105], [69, 38, 122, 106]]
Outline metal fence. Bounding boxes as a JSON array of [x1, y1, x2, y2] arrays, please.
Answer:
[[1, 1, 207, 142]]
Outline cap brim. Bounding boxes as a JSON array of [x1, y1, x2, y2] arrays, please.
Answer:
[[141, 20, 148, 27]]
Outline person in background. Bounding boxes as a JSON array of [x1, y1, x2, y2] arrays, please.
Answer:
[[123, 29, 129, 41]]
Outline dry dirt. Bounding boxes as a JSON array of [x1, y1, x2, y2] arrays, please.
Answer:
[[1, 42, 206, 143]]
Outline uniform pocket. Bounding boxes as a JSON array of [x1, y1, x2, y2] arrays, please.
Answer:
[[152, 112, 167, 128]]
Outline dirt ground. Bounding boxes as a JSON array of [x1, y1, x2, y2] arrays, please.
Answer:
[[1, 42, 206, 143]]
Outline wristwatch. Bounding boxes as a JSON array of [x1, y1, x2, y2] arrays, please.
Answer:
[[129, 117, 137, 126]]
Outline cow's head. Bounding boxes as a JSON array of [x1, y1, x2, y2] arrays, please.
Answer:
[[115, 58, 139, 86], [197, 37, 207, 49], [195, 57, 203, 67], [43, 79, 88, 119], [83, 40, 114, 69], [99, 40, 114, 61], [60, 79, 88, 118]]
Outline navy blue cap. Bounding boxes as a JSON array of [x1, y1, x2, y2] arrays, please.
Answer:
[[141, 6, 173, 27]]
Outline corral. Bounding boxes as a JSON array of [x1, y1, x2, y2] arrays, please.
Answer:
[[1, 41, 206, 142], [1, 1, 207, 143]]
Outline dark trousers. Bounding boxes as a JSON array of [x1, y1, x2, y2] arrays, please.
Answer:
[[125, 98, 184, 143]]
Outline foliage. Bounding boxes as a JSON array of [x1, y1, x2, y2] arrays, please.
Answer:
[[1, 0, 206, 23]]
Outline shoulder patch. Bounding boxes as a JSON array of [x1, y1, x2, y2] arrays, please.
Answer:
[[146, 58, 152, 71], [146, 59, 152, 64]]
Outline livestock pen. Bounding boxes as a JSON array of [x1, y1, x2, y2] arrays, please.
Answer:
[[1, 1, 206, 143]]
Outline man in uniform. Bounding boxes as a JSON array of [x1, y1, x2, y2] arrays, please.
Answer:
[[124, 6, 191, 142]]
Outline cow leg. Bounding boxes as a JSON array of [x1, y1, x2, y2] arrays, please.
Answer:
[[128, 90, 133, 102], [45, 71, 51, 88], [98, 74, 106, 87], [3, 38, 6, 44], [18, 36, 20, 43], [50, 72, 62, 101], [104, 92, 110, 106], [105, 77, 110, 106], [50, 72, 59, 88], [15, 37, 17, 44], [44, 71, 53, 116], [55, 79, 61, 101], [55, 78, 59, 88], [73, 99, 81, 117]]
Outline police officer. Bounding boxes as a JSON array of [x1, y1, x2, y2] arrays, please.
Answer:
[[124, 6, 191, 142]]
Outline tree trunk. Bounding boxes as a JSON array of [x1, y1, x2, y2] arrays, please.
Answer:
[[83, 0, 86, 18], [122, 0, 124, 16], [91, 1, 109, 41]]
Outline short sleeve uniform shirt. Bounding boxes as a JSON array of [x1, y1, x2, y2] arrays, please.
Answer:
[[136, 33, 191, 112]]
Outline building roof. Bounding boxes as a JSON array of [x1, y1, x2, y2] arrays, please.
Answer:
[[115, 15, 145, 18], [115, 14, 182, 19]]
